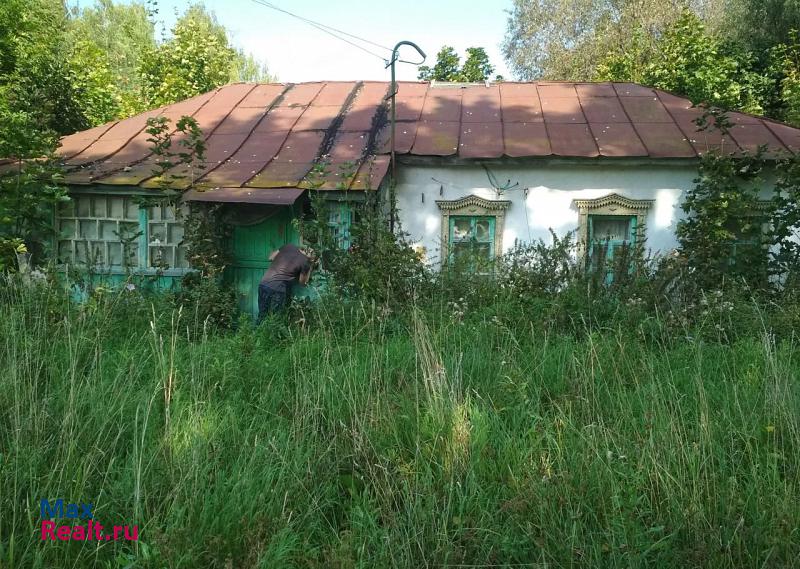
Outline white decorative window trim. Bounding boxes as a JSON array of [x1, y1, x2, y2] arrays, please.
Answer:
[[436, 195, 511, 262], [573, 193, 654, 260]]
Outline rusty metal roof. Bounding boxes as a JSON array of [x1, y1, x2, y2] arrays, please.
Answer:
[[54, 81, 800, 202]]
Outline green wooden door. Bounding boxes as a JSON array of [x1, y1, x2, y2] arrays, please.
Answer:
[[226, 207, 300, 317]]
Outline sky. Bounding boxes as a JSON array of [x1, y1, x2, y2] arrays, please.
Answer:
[[68, 0, 514, 82]]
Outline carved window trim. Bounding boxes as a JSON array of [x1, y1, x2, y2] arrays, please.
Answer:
[[436, 195, 511, 263], [573, 193, 654, 261]]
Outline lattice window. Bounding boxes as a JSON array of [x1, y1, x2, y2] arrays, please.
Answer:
[[147, 202, 189, 269], [574, 194, 653, 264], [56, 195, 140, 269], [437, 195, 511, 267], [587, 215, 637, 278], [450, 216, 496, 265]]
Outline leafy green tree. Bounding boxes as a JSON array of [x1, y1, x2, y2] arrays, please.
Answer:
[[716, 0, 800, 55], [598, 11, 769, 112], [460, 47, 498, 82], [68, 0, 156, 116], [231, 50, 273, 83], [138, 4, 272, 109], [418, 46, 498, 82], [67, 39, 122, 126], [502, 0, 703, 80], [0, 105, 66, 268], [418, 46, 462, 81], [139, 5, 235, 108], [771, 31, 800, 124], [2, 0, 87, 135], [676, 150, 771, 290]]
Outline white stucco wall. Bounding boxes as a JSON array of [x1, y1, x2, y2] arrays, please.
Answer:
[[394, 162, 701, 266]]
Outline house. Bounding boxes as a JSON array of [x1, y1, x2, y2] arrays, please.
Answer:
[[50, 81, 800, 314]]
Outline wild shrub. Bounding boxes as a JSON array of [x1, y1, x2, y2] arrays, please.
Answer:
[[298, 192, 432, 311], [172, 271, 238, 335], [495, 230, 579, 297], [676, 150, 772, 291]]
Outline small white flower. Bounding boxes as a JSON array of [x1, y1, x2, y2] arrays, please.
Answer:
[[125, 283, 136, 292]]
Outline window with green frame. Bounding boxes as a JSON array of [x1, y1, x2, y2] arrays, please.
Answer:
[[56, 194, 190, 272], [327, 203, 353, 250], [449, 215, 495, 267], [588, 214, 637, 279], [725, 216, 766, 266]]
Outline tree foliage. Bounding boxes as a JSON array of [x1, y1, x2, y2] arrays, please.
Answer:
[[676, 150, 771, 289], [503, 0, 800, 124], [418, 46, 500, 82], [502, 0, 706, 80], [716, 0, 800, 55], [598, 11, 771, 112], [597, 10, 800, 123], [138, 5, 272, 109], [0, 0, 271, 268], [68, 0, 156, 116]]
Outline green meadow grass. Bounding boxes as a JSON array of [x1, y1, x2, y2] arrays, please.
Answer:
[[0, 280, 798, 568]]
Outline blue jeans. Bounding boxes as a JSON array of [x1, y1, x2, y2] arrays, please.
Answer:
[[257, 281, 288, 323]]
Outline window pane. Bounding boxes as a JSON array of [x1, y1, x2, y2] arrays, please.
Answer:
[[176, 245, 189, 268], [149, 246, 171, 268], [57, 241, 73, 264], [58, 200, 75, 217], [125, 199, 140, 220], [92, 196, 107, 217], [75, 242, 87, 264], [59, 219, 76, 239], [611, 243, 628, 258], [109, 197, 125, 218], [79, 220, 98, 239], [100, 221, 117, 240], [88, 242, 104, 265], [592, 217, 630, 242], [76, 196, 91, 217], [475, 219, 491, 242], [123, 243, 139, 267], [473, 243, 491, 261], [149, 223, 166, 244], [591, 244, 607, 267], [452, 242, 472, 262], [108, 242, 123, 266], [168, 223, 184, 244], [452, 218, 472, 241], [119, 222, 140, 239]]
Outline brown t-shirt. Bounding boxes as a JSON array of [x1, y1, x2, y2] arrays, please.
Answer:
[[260, 244, 310, 286]]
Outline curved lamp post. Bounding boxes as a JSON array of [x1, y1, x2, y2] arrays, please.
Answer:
[[385, 41, 425, 231]]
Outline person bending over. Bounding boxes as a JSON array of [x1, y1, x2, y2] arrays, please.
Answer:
[[257, 243, 314, 322]]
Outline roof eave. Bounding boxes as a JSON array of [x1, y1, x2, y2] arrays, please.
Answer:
[[396, 155, 703, 168]]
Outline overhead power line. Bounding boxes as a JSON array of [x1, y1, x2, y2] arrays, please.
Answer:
[[249, 0, 392, 62]]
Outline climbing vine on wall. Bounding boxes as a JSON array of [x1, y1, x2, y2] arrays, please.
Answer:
[[144, 114, 231, 276], [677, 143, 800, 293]]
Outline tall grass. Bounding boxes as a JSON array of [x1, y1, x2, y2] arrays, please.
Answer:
[[0, 277, 798, 568]]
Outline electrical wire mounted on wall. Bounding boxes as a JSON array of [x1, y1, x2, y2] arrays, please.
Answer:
[[482, 164, 520, 197]]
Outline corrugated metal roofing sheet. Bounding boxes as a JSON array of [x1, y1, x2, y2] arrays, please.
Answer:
[[53, 81, 800, 203]]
